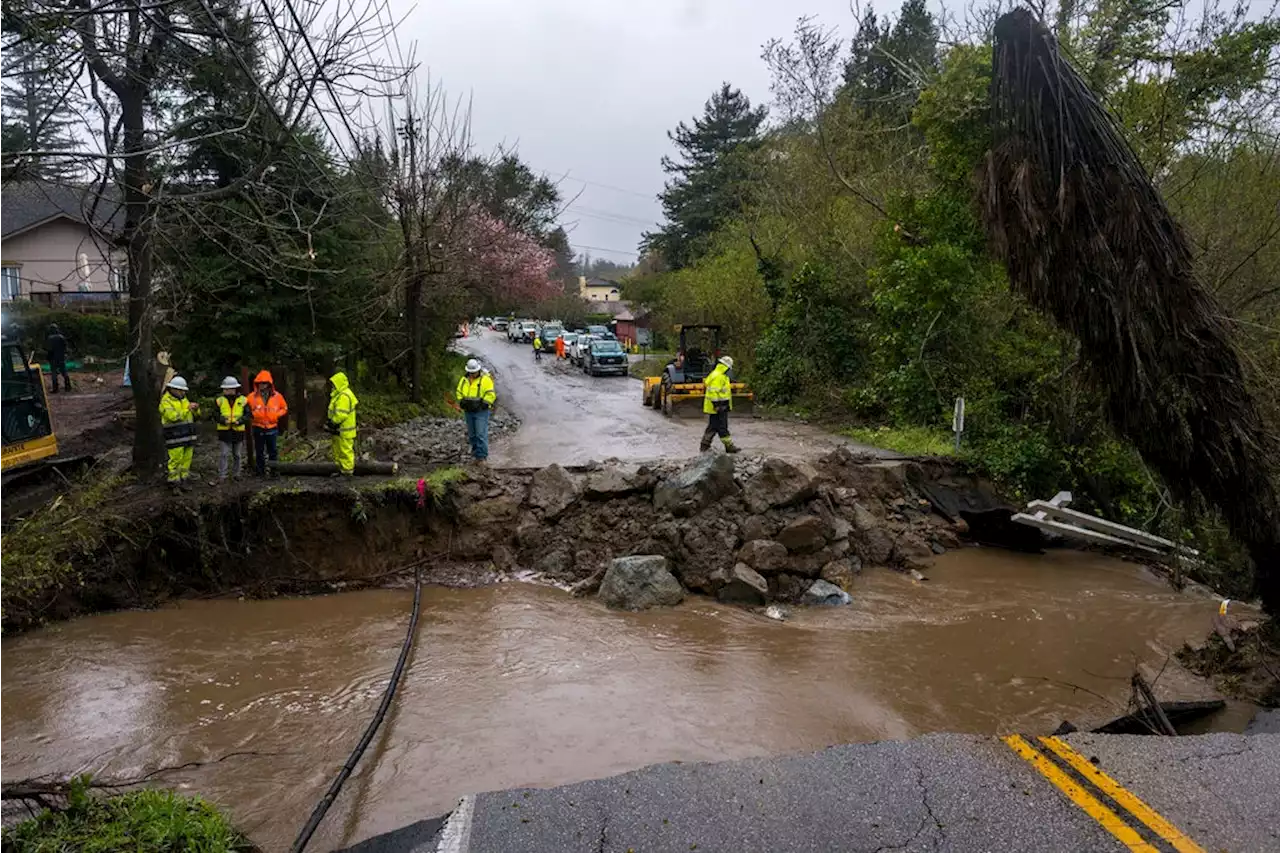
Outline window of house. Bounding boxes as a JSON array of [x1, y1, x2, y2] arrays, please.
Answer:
[[111, 265, 127, 292], [1, 265, 21, 300]]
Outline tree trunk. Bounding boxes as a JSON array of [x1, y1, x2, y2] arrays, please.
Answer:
[[121, 91, 162, 477], [406, 275, 423, 403]]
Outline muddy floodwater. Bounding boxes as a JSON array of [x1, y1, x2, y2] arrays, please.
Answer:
[[1, 548, 1251, 850]]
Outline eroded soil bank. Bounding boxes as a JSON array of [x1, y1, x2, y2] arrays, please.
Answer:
[[4, 448, 1004, 633]]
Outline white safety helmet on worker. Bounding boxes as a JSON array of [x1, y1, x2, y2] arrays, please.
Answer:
[[465, 358, 482, 374], [718, 356, 734, 370], [167, 376, 189, 391], [220, 376, 241, 390]]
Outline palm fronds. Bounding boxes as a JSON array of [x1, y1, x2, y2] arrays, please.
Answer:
[[980, 9, 1280, 611]]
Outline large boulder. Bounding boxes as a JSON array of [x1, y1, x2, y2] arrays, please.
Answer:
[[528, 464, 579, 520], [787, 546, 837, 578], [850, 501, 894, 565], [769, 573, 809, 604], [597, 555, 685, 611], [820, 558, 860, 590], [893, 532, 934, 570], [744, 458, 820, 514], [736, 539, 789, 574], [583, 467, 648, 500], [653, 453, 739, 517], [715, 563, 770, 606], [777, 515, 829, 553], [677, 524, 738, 593], [803, 579, 851, 607]]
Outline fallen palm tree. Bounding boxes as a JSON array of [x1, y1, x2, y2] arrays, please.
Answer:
[[979, 9, 1280, 612]]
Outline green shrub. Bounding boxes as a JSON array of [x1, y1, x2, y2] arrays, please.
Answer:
[[4, 303, 128, 360], [1, 779, 253, 852]]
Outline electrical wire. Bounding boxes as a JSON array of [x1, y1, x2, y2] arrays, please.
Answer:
[[289, 564, 423, 853]]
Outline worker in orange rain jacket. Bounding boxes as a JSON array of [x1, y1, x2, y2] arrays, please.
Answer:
[[245, 370, 288, 476]]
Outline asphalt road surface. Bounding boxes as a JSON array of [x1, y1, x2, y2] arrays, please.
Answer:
[[342, 730, 1280, 853], [459, 330, 890, 467]]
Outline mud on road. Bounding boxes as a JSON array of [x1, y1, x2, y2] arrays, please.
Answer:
[[460, 330, 893, 467]]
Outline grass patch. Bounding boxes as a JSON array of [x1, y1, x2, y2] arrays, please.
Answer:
[[844, 425, 956, 456], [2, 780, 254, 852], [1, 473, 130, 629], [354, 466, 468, 508]]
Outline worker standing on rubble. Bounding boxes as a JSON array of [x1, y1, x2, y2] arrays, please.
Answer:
[[700, 355, 740, 455], [245, 370, 288, 476], [456, 358, 497, 463], [214, 376, 249, 483], [159, 376, 199, 488], [326, 370, 359, 475]]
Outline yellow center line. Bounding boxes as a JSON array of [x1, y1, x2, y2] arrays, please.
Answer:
[[1038, 736, 1207, 853], [1002, 734, 1160, 852]]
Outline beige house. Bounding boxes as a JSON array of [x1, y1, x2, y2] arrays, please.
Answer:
[[1, 182, 125, 306], [578, 275, 621, 302]]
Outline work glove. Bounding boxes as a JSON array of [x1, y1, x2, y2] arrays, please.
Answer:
[[324, 420, 339, 435], [713, 400, 730, 413]]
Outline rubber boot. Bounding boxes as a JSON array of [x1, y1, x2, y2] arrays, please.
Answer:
[[722, 437, 741, 454], [699, 432, 714, 453]]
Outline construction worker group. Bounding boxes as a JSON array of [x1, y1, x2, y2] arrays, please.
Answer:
[[158, 369, 359, 488]]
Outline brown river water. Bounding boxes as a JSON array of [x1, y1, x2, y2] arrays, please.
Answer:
[[0, 548, 1253, 851]]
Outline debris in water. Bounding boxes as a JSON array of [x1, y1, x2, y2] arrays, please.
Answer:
[[909, 569, 928, 582], [764, 604, 790, 621]]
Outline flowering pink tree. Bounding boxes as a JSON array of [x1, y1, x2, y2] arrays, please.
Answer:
[[452, 210, 557, 306]]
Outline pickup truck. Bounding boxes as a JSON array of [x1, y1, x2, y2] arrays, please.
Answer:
[[584, 339, 628, 376]]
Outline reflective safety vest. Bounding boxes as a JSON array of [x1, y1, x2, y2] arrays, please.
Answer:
[[703, 363, 733, 414], [216, 395, 248, 432], [456, 372, 496, 412], [328, 371, 358, 434], [159, 392, 197, 447]]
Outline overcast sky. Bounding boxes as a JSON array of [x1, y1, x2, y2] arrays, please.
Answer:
[[399, 0, 889, 265]]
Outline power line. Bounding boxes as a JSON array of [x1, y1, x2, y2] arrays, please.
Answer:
[[573, 243, 640, 257], [564, 205, 657, 227], [541, 169, 657, 201]]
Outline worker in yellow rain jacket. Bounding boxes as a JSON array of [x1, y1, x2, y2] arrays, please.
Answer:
[[159, 375, 200, 487], [456, 358, 497, 462], [699, 356, 740, 455], [326, 370, 359, 475]]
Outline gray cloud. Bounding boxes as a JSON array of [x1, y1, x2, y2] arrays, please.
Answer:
[[400, 0, 875, 261]]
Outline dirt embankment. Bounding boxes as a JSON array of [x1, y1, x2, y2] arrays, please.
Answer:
[[2, 448, 1000, 634]]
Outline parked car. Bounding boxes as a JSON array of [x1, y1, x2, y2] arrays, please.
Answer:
[[540, 324, 564, 348], [570, 334, 598, 365], [584, 338, 628, 376], [510, 320, 539, 343], [586, 324, 616, 340], [493, 318, 508, 332]]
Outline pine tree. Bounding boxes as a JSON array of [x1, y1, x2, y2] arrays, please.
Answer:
[[646, 83, 767, 269], [840, 0, 938, 124], [1, 44, 81, 182]]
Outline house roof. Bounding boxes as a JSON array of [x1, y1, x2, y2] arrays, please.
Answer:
[[1, 181, 124, 240], [584, 277, 620, 288]]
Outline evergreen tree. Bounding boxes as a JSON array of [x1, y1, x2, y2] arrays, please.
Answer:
[[646, 83, 766, 269], [1, 44, 81, 182], [840, 0, 938, 124]]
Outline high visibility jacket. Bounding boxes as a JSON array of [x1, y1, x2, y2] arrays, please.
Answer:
[[703, 363, 733, 414], [533, 336, 543, 350], [246, 370, 288, 429], [456, 372, 496, 411], [328, 371, 358, 434], [159, 391, 197, 447], [216, 395, 249, 432]]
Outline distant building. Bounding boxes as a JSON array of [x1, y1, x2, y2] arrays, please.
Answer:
[[613, 307, 651, 348], [1, 182, 125, 307], [578, 276, 621, 302]]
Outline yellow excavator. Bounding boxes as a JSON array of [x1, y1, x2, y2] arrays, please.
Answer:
[[642, 324, 755, 417], [1, 338, 59, 472]]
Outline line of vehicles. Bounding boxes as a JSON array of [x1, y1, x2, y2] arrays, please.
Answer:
[[478, 317, 630, 377]]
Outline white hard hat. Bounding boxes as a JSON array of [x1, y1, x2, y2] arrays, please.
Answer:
[[167, 376, 189, 391], [220, 376, 241, 390], [465, 358, 482, 373], [718, 356, 734, 370]]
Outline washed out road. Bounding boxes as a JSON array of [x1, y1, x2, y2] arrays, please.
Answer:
[[459, 330, 890, 467], [346, 730, 1280, 852]]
